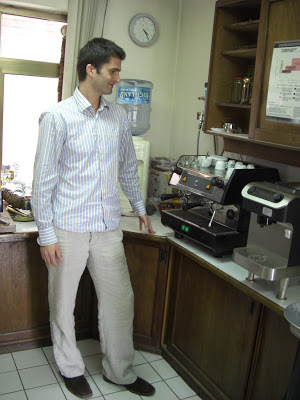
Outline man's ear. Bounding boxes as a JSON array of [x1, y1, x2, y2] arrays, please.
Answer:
[[86, 64, 95, 78]]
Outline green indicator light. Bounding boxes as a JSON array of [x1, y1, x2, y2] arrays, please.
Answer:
[[181, 225, 185, 230], [185, 227, 189, 232]]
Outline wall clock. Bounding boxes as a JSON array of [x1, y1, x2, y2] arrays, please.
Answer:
[[129, 13, 159, 47]]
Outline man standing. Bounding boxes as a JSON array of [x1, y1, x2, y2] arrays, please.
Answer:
[[31, 38, 155, 399]]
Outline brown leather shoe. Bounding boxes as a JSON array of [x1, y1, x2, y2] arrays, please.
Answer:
[[62, 375, 93, 398], [103, 375, 155, 396]]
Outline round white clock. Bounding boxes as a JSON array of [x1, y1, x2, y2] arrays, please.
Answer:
[[129, 13, 159, 47]]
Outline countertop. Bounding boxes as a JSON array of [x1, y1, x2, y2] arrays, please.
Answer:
[[14, 213, 300, 310]]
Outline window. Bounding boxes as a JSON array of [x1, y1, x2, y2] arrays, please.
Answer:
[[0, 8, 67, 186]]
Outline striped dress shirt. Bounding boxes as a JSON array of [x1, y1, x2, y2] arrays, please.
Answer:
[[31, 88, 145, 246]]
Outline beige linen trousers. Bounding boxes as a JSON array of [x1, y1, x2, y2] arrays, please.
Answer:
[[46, 227, 136, 384]]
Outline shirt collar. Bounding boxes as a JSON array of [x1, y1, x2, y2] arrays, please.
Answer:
[[73, 87, 109, 114]]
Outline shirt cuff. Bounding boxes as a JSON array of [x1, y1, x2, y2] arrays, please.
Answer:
[[131, 200, 146, 216], [37, 226, 58, 246]]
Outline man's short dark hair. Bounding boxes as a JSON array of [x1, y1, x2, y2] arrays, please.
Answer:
[[77, 38, 126, 82]]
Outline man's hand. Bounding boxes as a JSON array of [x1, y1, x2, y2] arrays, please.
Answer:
[[40, 243, 63, 268], [138, 214, 156, 234]]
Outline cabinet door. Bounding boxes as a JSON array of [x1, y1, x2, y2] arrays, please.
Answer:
[[250, 0, 300, 147], [246, 307, 299, 400], [123, 234, 169, 351], [163, 248, 261, 400]]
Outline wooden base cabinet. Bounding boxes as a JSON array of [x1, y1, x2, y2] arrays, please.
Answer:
[[162, 246, 261, 400], [246, 307, 299, 400], [0, 234, 94, 354], [162, 244, 299, 400]]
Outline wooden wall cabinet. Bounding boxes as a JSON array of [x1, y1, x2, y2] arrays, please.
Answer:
[[204, 0, 300, 167], [162, 244, 299, 400]]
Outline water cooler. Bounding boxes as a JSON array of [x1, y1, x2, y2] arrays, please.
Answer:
[[116, 79, 153, 216]]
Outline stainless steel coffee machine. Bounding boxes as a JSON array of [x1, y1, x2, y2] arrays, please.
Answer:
[[161, 155, 279, 257], [233, 181, 300, 300]]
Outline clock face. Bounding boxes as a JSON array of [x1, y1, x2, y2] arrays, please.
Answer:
[[129, 14, 159, 47]]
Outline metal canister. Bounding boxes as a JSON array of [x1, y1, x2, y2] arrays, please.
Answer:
[[240, 77, 251, 104], [231, 78, 243, 104]]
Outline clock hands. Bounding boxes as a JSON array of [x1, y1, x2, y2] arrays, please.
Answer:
[[143, 29, 150, 41]]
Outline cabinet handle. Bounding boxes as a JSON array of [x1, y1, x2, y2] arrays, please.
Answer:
[[159, 249, 168, 264], [250, 300, 256, 315]]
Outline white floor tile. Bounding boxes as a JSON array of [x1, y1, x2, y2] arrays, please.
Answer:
[[139, 351, 162, 363], [104, 390, 142, 400], [0, 391, 27, 400], [42, 345, 55, 363], [77, 339, 102, 357], [19, 365, 57, 389], [61, 375, 102, 399], [26, 383, 65, 400], [141, 380, 178, 400], [84, 354, 103, 375], [92, 374, 125, 395], [134, 363, 162, 384], [165, 376, 196, 399], [12, 348, 48, 369], [0, 353, 16, 373], [150, 359, 178, 380], [0, 371, 23, 395], [133, 350, 148, 366], [50, 363, 63, 382]]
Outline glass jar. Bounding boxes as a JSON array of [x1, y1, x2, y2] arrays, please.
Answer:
[[231, 78, 243, 104], [240, 77, 251, 104]]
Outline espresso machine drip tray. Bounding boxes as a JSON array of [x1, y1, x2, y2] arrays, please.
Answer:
[[161, 208, 248, 257], [233, 246, 300, 280]]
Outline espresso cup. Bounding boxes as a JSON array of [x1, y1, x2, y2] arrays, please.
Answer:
[[235, 164, 247, 169], [201, 157, 212, 168], [226, 167, 235, 179], [226, 160, 235, 169], [235, 162, 244, 169], [215, 160, 226, 170]]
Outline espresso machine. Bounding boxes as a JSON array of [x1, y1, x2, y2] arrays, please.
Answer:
[[161, 155, 279, 257], [233, 181, 300, 300]]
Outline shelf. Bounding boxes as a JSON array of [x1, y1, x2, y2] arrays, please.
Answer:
[[224, 19, 259, 33], [205, 130, 300, 152], [216, 102, 251, 109], [222, 48, 256, 59]]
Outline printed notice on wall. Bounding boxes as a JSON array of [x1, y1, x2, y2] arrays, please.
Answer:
[[266, 40, 300, 124]]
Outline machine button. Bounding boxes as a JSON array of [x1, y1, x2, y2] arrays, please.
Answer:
[[226, 209, 235, 220], [273, 193, 283, 203], [248, 186, 256, 194], [194, 179, 199, 187], [211, 177, 224, 188], [206, 184, 211, 190], [183, 176, 187, 182]]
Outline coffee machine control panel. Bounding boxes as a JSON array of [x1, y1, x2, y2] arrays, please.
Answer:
[[247, 185, 284, 203], [242, 182, 299, 209]]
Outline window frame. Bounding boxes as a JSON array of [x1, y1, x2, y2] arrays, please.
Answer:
[[0, 7, 67, 171]]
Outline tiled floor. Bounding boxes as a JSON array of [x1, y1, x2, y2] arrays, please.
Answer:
[[0, 339, 203, 400]]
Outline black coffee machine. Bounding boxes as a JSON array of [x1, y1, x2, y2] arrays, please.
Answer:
[[161, 155, 279, 257]]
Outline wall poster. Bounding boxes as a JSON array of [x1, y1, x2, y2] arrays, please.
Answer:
[[266, 40, 300, 124]]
